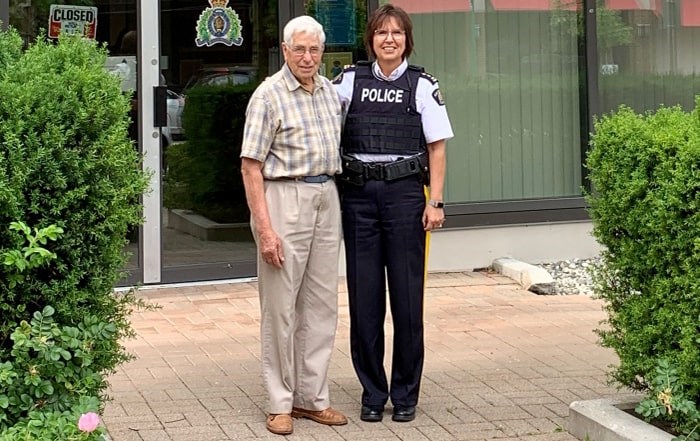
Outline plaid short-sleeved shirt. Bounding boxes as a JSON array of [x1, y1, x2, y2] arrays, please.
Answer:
[[240, 64, 342, 179]]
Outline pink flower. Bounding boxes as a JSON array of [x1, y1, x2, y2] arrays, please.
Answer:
[[78, 412, 100, 432]]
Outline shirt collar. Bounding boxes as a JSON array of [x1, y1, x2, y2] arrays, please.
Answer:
[[282, 63, 324, 91], [372, 59, 408, 81]]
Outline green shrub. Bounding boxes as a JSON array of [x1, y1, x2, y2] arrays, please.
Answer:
[[164, 83, 255, 223], [0, 305, 112, 430], [0, 27, 149, 428], [0, 397, 106, 441], [0, 221, 149, 433], [586, 98, 700, 434], [636, 359, 700, 439]]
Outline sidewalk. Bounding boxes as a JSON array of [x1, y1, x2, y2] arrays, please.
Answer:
[[102, 271, 622, 441]]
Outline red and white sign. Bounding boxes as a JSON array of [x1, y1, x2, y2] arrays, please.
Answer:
[[48, 5, 98, 39]]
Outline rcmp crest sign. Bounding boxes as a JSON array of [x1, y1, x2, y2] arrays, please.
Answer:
[[195, 0, 243, 47]]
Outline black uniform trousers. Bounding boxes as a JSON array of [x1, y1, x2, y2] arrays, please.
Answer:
[[341, 174, 427, 408]]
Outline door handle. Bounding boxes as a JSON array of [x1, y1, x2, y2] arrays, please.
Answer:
[[153, 85, 167, 127]]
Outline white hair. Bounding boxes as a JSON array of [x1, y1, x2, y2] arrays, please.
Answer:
[[283, 15, 326, 46]]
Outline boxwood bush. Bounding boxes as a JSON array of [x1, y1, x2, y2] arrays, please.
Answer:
[[586, 98, 700, 434], [0, 28, 149, 434]]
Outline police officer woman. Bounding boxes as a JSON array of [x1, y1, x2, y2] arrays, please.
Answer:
[[333, 3, 453, 424]]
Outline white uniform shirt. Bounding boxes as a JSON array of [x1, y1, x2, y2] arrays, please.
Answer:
[[334, 59, 454, 162]]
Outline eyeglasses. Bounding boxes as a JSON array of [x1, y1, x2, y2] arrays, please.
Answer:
[[374, 29, 405, 40], [289, 45, 323, 57]]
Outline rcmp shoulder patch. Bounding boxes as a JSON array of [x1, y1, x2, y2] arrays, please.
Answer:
[[432, 88, 445, 106], [420, 71, 439, 85]]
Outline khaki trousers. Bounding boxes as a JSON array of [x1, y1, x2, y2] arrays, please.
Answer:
[[253, 179, 341, 414]]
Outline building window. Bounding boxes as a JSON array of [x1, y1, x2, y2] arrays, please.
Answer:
[[388, 0, 583, 204], [598, 0, 700, 115]]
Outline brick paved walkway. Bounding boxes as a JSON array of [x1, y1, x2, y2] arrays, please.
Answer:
[[103, 271, 623, 441]]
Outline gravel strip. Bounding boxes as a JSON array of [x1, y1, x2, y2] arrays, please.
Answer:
[[536, 257, 600, 296]]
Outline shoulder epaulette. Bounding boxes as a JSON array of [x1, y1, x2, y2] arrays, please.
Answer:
[[333, 64, 357, 84], [356, 60, 372, 66], [408, 64, 425, 73], [419, 70, 439, 85]]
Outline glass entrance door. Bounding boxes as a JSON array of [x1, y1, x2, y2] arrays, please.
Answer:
[[152, 0, 372, 284], [156, 0, 280, 283], [1, 0, 369, 285]]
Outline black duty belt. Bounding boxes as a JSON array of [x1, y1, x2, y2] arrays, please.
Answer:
[[341, 153, 428, 182], [268, 174, 334, 183]]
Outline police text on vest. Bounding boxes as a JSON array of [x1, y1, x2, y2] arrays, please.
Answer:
[[360, 88, 405, 103]]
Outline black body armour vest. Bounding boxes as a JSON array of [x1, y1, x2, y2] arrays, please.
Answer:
[[342, 62, 426, 156]]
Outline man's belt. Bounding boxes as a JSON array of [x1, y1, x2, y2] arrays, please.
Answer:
[[268, 174, 334, 183], [341, 153, 428, 184]]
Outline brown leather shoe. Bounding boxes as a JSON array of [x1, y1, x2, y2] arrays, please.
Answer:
[[266, 414, 293, 435], [291, 407, 348, 426]]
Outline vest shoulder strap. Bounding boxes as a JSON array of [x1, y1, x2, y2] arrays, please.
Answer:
[[353, 61, 373, 79]]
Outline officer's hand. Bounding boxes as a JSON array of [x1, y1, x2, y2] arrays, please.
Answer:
[[259, 229, 285, 268], [423, 206, 445, 231]]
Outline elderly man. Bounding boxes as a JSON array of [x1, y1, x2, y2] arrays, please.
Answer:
[[240, 15, 347, 436]]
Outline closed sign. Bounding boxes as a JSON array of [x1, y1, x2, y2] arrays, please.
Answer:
[[48, 5, 98, 39]]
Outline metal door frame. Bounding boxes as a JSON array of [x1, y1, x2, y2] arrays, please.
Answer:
[[139, 0, 162, 284]]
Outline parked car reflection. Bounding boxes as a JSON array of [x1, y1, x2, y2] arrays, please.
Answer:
[[160, 88, 185, 171], [184, 66, 257, 90], [163, 88, 185, 148]]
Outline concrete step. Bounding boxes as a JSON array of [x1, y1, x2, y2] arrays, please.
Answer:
[[569, 398, 674, 441]]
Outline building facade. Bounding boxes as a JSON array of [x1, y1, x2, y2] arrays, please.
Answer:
[[1, 0, 698, 285]]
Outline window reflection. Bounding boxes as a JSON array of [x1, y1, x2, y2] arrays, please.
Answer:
[[387, 0, 583, 202], [305, 0, 368, 79], [598, 0, 700, 114]]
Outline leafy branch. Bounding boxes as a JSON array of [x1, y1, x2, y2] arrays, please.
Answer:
[[637, 359, 700, 441], [2, 222, 63, 288]]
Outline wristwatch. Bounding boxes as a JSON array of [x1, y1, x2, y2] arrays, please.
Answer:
[[428, 199, 445, 209]]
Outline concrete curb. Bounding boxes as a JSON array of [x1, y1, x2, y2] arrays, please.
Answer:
[[492, 257, 555, 294], [569, 398, 674, 441]]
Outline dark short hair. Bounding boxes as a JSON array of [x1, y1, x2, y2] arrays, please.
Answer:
[[364, 4, 414, 60]]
